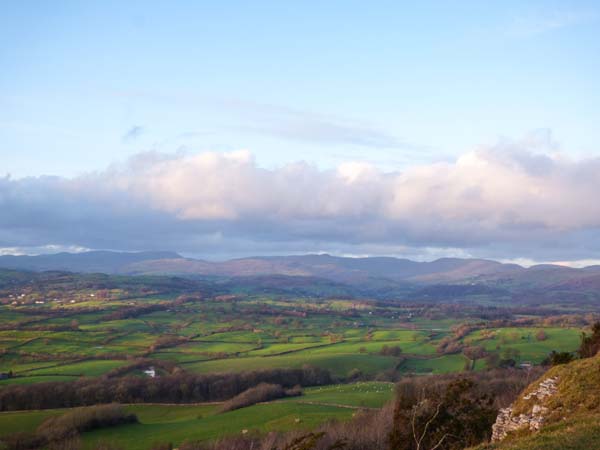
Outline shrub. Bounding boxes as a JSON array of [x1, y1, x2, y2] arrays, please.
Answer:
[[379, 345, 402, 357], [36, 404, 138, 442], [1, 405, 136, 450], [150, 443, 173, 450], [535, 330, 548, 341], [0, 432, 45, 450], [219, 383, 302, 413], [579, 321, 600, 358], [346, 368, 363, 381], [543, 350, 575, 366], [390, 378, 497, 450]]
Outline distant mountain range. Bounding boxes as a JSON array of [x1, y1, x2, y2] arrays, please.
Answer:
[[0, 251, 180, 274], [0, 251, 520, 281], [2, 251, 600, 304]]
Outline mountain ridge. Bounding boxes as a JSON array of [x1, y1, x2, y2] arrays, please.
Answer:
[[4, 251, 600, 300], [0, 250, 595, 291], [0, 251, 526, 281]]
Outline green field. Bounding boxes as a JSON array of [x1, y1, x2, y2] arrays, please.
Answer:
[[0, 286, 587, 447], [23, 359, 129, 377], [0, 296, 583, 384], [0, 382, 394, 450], [465, 327, 582, 363], [182, 353, 400, 377], [399, 354, 469, 374]]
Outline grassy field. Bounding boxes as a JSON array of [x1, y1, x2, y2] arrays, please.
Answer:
[[22, 359, 129, 376], [182, 353, 400, 377], [83, 403, 353, 450], [0, 296, 584, 385], [0, 382, 394, 450], [465, 327, 582, 363], [0, 274, 591, 448], [399, 354, 469, 374]]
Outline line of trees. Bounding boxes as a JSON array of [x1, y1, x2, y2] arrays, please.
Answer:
[[0, 366, 332, 411]]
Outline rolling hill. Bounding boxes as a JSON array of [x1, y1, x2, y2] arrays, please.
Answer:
[[2, 251, 600, 304]]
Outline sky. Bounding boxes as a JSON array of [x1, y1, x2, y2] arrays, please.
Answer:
[[1, 1, 600, 264]]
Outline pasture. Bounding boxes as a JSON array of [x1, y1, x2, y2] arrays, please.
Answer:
[[0, 296, 584, 384], [0, 290, 587, 447], [0, 382, 394, 450]]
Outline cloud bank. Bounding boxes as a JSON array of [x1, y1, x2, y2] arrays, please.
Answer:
[[2, 138, 600, 262]]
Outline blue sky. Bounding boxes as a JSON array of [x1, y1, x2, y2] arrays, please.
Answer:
[[2, 0, 599, 177], [1, 1, 600, 263]]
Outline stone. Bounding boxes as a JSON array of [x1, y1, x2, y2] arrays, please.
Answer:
[[491, 376, 559, 442]]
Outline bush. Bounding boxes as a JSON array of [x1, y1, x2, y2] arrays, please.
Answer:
[[346, 368, 363, 381], [390, 378, 497, 450], [543, 350, 575, 366], [379, 345, 402, 357], [37, 404, 138, 442], [219, 383, 301, 413], [0, 432, 45, 450], [150, 443, 173, 450], [1, 405, 136, 450], [535, 330, 548, 341], [579, 321, 600, 358]]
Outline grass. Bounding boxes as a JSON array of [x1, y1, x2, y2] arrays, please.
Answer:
[[465, 327, 581, 363], [290, 339, 435, 356], [399, 354, 468, 374], [0, 409, 61, 436], [0, 299, 583, 386], [82, 402, 353, 450], [475, 354, 600, 450], [288, 382, 394, 408], [178, 341, 259, 354], [0, 357, 79, 374], [0, 375, 78, 385], [183, 353, 399, 377], [23, 359, 129, 376], [474, 416, 600, 450], [512, 352, 600, 417], [0, 294, 591, 449], [0, 381, 394, 450]]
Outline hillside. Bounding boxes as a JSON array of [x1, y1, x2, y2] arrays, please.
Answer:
[[478, 353, 600, 450], [0, 251, 181, 274], [0, 252, 521, 282], [4, 251, 600, 305]]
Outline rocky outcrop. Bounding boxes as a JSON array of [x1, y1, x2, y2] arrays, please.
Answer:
[[491, 376, 559, 442], [522, 376, 559, 401]]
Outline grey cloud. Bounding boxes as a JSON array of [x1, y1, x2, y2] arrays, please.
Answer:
[[3, 138, 600, 262]]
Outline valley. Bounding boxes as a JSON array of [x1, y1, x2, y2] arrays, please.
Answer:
[[0, 256, 594, 449]]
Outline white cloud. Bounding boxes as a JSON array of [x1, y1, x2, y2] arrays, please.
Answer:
[[2, 136, 600, 261], [0, 245, 90, 256]]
